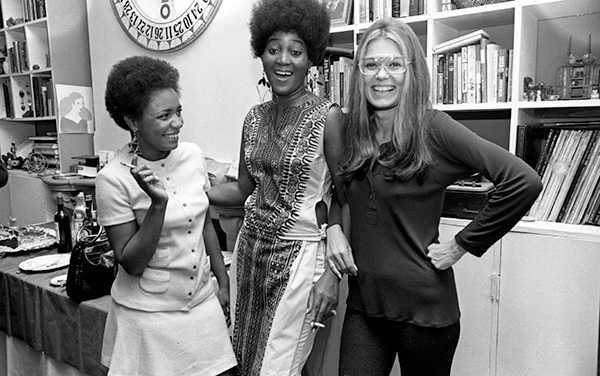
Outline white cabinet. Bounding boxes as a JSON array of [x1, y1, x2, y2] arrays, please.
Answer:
[[439, 224, 500, 376], [7, 170, 54, 225], [496, 232, 600, 376], [440, 219, 600, 375]]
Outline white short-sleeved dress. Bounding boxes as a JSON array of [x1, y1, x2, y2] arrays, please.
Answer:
[[96, 142, 237, 376]]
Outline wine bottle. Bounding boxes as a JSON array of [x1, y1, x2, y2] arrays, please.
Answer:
[[72, 192, 86, 243], [54, 193, 72, 253]]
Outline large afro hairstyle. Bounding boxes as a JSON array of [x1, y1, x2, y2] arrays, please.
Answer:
[[105, 55, 180, 132], [249, 0, 331, 65]]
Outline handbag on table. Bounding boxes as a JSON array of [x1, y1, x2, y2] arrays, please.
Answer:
[[66, 227, 116, 302]]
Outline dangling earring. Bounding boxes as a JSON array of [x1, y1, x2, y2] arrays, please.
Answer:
[[129, 132, 141, 155], [256, 71, 271, 103]]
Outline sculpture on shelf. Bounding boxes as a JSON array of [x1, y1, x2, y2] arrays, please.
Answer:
[[24, 152, 48, 174], [582, 33, 596, 65]]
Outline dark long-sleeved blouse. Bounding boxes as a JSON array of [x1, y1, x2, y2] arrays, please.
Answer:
[[345, 110, 542, 327]]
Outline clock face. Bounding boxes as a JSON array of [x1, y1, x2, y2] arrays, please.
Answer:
[[110, 0, 223, 52]]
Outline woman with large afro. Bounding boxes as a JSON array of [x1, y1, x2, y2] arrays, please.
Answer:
[[208, 0, 348, 374]]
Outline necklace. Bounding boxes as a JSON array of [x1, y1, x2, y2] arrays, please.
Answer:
[[272, 90, 312, 107]]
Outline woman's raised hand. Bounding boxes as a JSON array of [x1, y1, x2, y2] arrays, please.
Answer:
[[126, 156, 168, 204]]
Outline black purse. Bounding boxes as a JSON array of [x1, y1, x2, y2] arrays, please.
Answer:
[[66, 227, 116, 302]]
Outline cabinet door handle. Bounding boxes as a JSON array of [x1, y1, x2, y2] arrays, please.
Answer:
[[491, 273, 501, 301]]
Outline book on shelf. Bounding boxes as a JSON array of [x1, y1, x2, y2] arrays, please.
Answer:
[[432, 29, 490, 55], [29, 135, 58, 142], [461, 46, 468, 104], [558, 130, 599, 223], [337, 56, 353, 110], [535, 128, 560, 177], [34, 148, 59, 156], [466, 44, 477, 104], [516, 123, 550, 169], [417, 0, 425, 15], [446, 53, 455, 104], [442, 54, 449, 104], [474, 43, 482, 103], [382, 0, 392, 18], [506, 48, 514, 102], [525, 122, 600, 225], [533, 130, 571, 220], [372, 0, 381, 21], [566, 142, 600, 224], [486, 43, 501, 103], [453, 52, 459, 104], [547, 131, 590, 221], [324, 47, 354, 59], [360, 0, 370, 22], [23, 0, 47, 21], [435, 53, 445, 104], [2, 80, 13, 118], [409, 0, 418, 16], [583, 178, 600, 225], [391, 0, 400, 17], [496, 48, 508, 102], [400, 0, 410, 17], [479, 38, 488, 104]]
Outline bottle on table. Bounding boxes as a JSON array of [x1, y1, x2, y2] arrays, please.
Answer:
[[72, 192, 86, 243], [84, 194, 101, 235], [54, 193, 72, 253]]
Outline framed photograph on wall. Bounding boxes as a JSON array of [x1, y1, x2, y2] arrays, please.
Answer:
[[324, 0, 353, 27]]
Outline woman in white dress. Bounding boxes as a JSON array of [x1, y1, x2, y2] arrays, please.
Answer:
[[96, 55, 237, 376]]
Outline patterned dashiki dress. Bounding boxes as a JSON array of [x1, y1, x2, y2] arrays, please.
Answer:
[[231, 96, 336, 376]]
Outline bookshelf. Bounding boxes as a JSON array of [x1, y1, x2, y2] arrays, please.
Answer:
[[327, 0, 600, 236], [0, 0, 93, 173]]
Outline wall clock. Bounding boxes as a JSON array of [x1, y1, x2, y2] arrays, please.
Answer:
[[110, 0, 223, 52]]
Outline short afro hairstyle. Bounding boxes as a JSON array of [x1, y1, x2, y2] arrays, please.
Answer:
[[249, 0, 331, 65], [105, 55, 180, 132]]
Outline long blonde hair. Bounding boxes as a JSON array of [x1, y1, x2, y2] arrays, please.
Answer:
[[340, 18, 432, 182]]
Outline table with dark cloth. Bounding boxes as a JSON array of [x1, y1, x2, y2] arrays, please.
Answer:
[[0, 246, 110, 376]]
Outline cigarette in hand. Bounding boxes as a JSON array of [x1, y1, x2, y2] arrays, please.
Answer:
[[312, 322, 326, 329], [120, 161, 136, 168]]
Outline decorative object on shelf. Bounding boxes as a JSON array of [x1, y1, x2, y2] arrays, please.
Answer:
[[0, 49, 6, 74], [324, 0, 353, 27], [25, 152, 48, 173], [5, 17, 24, 26], [566, 35, 580, 65], [523, 78, 555, 101], [110, 0, 223, 52], [451, 0, 510, 9], [2, 142, 24, 170], [441, 0, 457, 11], [582, 33, 596, 65], [556, 63, 599, 100]]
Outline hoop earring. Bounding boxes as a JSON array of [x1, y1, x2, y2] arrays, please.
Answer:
[[129, 132, 141, 156]]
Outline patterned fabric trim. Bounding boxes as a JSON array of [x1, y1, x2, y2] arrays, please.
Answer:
[[232, 228, 302, 375], [233, 97, 332, 375]]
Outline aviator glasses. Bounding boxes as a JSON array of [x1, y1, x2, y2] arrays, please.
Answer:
[[359, 55, 410, 75]]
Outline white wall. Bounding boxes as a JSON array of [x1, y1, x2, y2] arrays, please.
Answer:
[[86, 0, 262, 163]]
